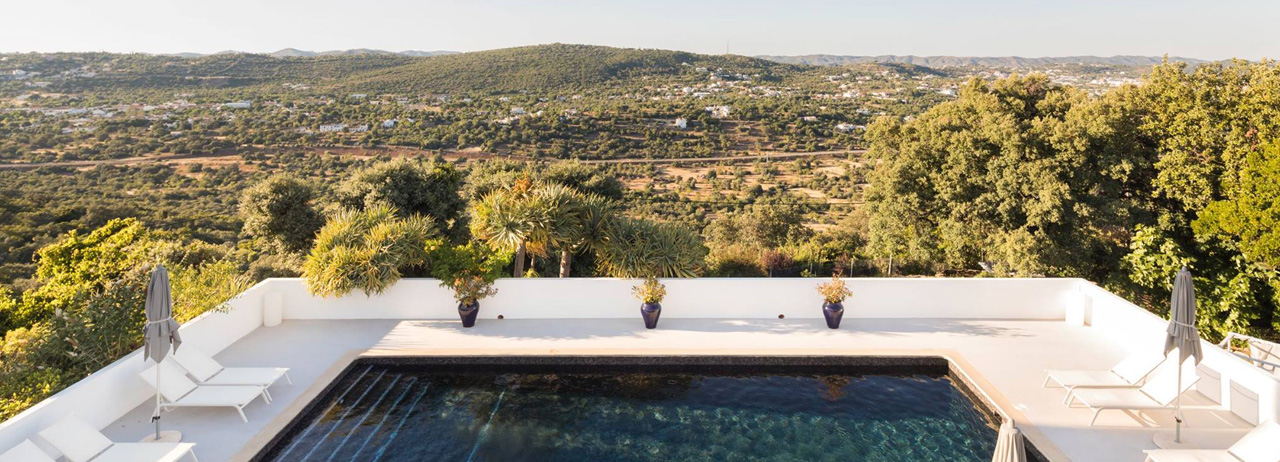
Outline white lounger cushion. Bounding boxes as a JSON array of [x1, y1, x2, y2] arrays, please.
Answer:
[[87, 443, 195, 462], [37, 417, 113, 462], [1145, 451, 1245, 462], [0, 440, 56, 462], [36, 416, 196, 462], [1074, 387, 1178, 410], [1145, 421, 1280, 462], [141, 361, 264, 407], [1075, 363, 1197, 409], [1226, 421, 1280, 462], [199, 367, 289, 386], [1047, 352, 1165, 388], [172, 346, 289, 387], [1048, 370, 1139, 388]]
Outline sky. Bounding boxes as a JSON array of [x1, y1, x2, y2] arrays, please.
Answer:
[[2, 0, 1277, 60]]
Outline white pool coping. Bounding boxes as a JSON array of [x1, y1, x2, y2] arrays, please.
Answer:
[[97, 317, 1252, 462]]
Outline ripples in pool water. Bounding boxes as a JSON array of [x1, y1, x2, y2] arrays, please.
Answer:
[[266, 366, 997, 462]]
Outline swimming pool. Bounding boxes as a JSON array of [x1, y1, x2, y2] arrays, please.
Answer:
[[257, 358, 1002, 462]]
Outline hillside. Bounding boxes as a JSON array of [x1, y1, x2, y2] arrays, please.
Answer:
[[757, 54, 1207, 67], [333, 44, 804, 94]]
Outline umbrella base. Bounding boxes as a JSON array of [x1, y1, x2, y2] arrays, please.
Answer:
[[140, 430, 183, 443], [1153, 430, 1194, 449], [1154, 429, 1251, 449]]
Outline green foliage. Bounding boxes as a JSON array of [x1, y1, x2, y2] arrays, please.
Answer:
[[428, 242, 509, 305], [1, 234, 250, 420], [632, 277, 666, 304], [239, 174, 325, 254], [864, 75, 1151, 279], [0, 289, 15, 334], [1122, 225, 1278, 339], [170, 260, 252, 323], [302, 206, 438, 297], [543, 161, 625, 200], [1195, 142, 1280, 270], [597, 217, 707, 278], [337, 159, 466, 240], [14, 218, 152, 328]]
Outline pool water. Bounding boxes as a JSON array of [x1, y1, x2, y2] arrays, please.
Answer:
[[264, 364, 998, 462]]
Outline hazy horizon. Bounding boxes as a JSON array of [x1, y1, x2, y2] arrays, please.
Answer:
[[2, 0, 1277, 60]]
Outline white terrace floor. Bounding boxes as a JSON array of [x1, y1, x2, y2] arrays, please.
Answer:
[[102, 318, 1252, 462]]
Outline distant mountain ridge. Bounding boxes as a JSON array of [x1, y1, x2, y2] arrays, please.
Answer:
[[755, 55, 1208, 67], [165, 48, 459, 58]]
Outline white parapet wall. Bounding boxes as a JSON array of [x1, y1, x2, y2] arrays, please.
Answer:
[[2, 276, 1278, 456], [273, 277, 1076, 320], [1080, 280, 1280, 425]]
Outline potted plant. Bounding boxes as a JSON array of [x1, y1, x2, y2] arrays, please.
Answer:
[[429, 242, 507, 328], [632, 276, 666, 329], [449, 275, 497, 327], [816, 274, 852, 329]]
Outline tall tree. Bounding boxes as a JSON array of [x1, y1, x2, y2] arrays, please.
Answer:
[[239, 174, 325, 254], [338, 159, 467, 240]]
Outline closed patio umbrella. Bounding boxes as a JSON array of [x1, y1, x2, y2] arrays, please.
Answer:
[[991, 419, 1027, 462], [143, 264, 183, 442], [1163, 266, 1203, 444]]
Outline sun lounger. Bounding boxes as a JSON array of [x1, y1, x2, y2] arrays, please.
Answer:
[[172, 346, 290, 401], [36, 416, 197, 462], [1143, 420, 1280, 462], [0, 440, 55, 462], [141, 360, 269, 422], [1044, 352, 1166, 403], [1069, 362, 1199, 426]]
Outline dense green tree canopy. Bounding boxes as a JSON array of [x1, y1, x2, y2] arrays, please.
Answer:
[[337, 159, 466, 240], [864, 75, 1152, 280], [239, 174, 325, 254]]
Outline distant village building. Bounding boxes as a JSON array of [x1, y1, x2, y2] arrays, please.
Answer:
[[800, 116, 818, 122], [318, 123, 347, 133], [349, 93, 367, 99], [224, 101, 252, 109], [704, 105, 731, 118], [835, 123, 859, 133], [350, 124, 369, 133], [510, 107, 527, 115], [674, 117, 688, 129], [381, 119, 398, 128]]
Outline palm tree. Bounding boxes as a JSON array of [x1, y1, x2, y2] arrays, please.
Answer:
[[596, 217, 707, 278], [470, 178, 557, 277], [536, 186, 615, 277]]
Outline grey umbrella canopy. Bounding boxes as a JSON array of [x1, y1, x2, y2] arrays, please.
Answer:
[[144, 264, 182, 441], [1163, 266, 1203, 444], [990, 419, 1027, 462], [144, 264, 182, 362]]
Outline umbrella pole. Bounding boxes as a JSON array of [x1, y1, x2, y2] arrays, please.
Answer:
[[1174, 352, 1183, 444], [154, 360, 162, 440]]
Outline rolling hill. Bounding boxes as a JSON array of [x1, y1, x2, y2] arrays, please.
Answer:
[[757, 54, 1207, 67], [333, 44, 804, 93]]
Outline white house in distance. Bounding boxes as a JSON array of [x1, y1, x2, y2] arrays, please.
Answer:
[[835, 123, 863, 133], [705, 105, 731, 118], [674, 117, 688, 129], [318, 123, 346, 133], [381, 119, 398, 128], [224, 101, 252, 109]]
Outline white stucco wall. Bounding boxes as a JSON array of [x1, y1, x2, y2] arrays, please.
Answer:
[[1080, 281, 1280, 425], [2, 276, 1277, 457], [276, 277, 1075, 320]]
